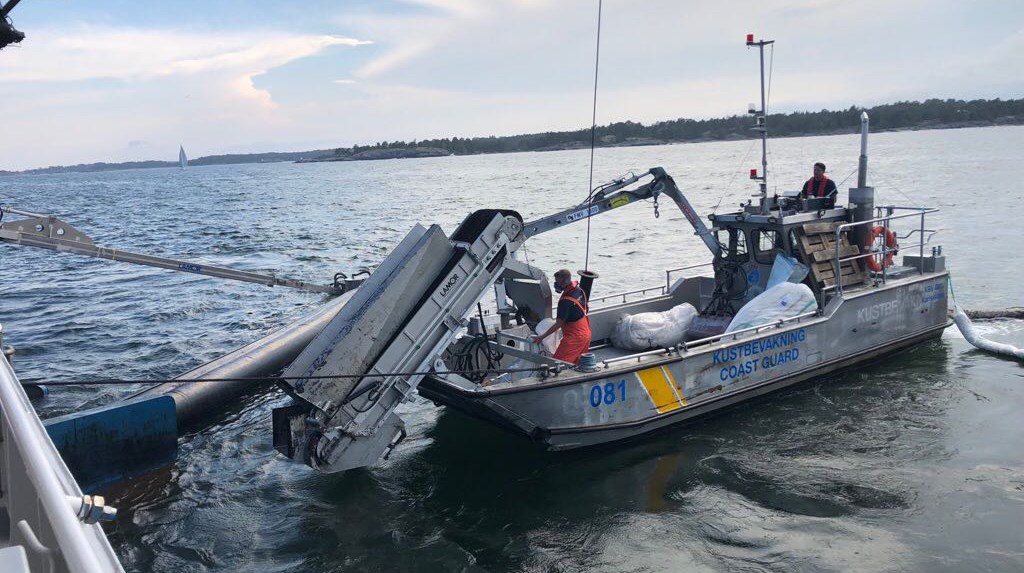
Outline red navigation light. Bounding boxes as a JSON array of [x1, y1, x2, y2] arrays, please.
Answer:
[[746, 33, 754, 44], [749, 168, 758, 179]]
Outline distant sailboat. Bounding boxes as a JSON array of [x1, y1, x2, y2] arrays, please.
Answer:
[[179, 145, 188, 169]]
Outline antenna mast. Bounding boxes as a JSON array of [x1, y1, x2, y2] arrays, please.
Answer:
[[746, 34, 774, 214]]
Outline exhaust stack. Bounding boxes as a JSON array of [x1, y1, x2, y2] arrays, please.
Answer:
[[849, 112, 875, 248]]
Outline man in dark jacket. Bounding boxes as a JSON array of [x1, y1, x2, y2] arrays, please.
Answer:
[[801, 162, 837, 198]]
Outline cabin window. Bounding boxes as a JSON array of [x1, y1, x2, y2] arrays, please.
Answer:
[[753, 230, 783, 264], [788, 229, 805, 260], [716, 227, 748, 262]]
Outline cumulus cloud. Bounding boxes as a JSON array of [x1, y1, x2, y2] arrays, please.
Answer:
[[0, 25, 372, 169], [0, 26, 370, 83]]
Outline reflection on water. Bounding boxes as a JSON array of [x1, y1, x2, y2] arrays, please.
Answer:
[[2, 127, 1024, 571]]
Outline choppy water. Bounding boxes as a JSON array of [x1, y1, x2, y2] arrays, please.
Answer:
[[2, 126, 1023, 572]]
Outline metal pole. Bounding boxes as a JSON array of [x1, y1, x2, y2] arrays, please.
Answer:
[[759, 43, 768, 206], [746, 36, 773, 213], [857, 112, 869, 188], [882, 207, 892, 284], [834, 228, 843, 296], [0, 212, 351, 294], [919, 212, 925, 274]]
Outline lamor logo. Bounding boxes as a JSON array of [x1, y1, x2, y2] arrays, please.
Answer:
[[440, 273, 460, 297]]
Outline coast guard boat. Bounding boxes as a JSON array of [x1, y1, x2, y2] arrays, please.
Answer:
[[270, 36, 949, 472]]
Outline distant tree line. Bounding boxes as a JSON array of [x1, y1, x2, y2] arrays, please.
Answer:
[[7, 98, 1021, 175], [326, 97, 1024, 158], [8, 150, 333, 175]]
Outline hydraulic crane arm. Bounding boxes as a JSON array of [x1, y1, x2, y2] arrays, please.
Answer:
[[0, 206, 362, 295], [522, 167, 720, 257]]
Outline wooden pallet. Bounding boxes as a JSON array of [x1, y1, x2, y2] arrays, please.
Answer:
[[794, 222, 868, 290]]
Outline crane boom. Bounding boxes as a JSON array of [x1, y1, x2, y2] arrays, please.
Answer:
[[522, 167, 719, 256]]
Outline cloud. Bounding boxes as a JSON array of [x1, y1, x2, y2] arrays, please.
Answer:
[[1, 1, 1020, 170], [0, 26, 370, 84], [0, 25, 373, 127], [0, 24, 374, 169]]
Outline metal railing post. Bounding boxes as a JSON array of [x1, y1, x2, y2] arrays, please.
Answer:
[[882, 206, 893, 284], [918, 211, 925, 275], [834, 227, 843, 297]]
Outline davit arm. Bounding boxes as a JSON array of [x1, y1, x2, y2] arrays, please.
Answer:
[[521, 167, 720, 257]]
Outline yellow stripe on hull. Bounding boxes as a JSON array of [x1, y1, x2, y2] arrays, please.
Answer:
[[661, 366, 687, 406], [637, 367, 685, 413]]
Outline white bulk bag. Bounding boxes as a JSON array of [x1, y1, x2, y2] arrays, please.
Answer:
[[534, 317, 563, 355], [725, 282, 817, 333], [611, 303, 698, 351]]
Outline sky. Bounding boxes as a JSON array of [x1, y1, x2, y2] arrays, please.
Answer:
[[0, 0, 1021, 170]]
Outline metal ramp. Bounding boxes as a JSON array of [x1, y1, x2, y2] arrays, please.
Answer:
[[274, 210, 525, 472]]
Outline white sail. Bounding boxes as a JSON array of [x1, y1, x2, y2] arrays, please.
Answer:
[[179, 145, 188, 169]]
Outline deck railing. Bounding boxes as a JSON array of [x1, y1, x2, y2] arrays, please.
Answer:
[[830, 206, 939, 296], [589, 285, 667, 305], [588, 262, 713, 306], [665, 262, 714, 291]]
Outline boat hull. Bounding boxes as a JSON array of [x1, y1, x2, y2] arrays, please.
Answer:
[[420, 272, 950, 450]]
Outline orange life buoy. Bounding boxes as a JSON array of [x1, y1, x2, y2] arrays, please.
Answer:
[[864, 225, 898, 272]]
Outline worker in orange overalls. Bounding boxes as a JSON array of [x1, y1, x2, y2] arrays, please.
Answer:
[[532, 269, 591, 364]]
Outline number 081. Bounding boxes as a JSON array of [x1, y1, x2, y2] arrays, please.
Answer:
[[589, 380, 626, 407]]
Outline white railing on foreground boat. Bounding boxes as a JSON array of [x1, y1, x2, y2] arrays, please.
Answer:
[[601, 310, 819, 367], [0, 354, 124, 572]]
